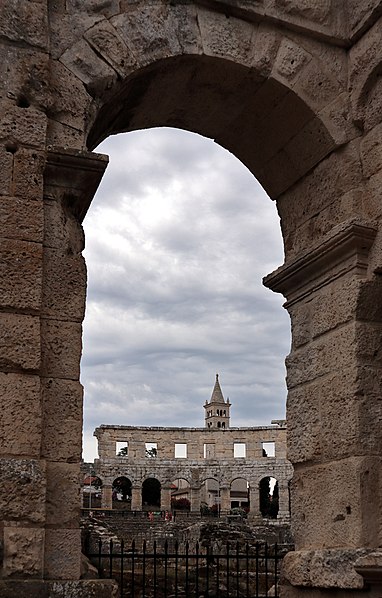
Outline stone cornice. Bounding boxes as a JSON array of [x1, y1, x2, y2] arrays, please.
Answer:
[[264, 221, 377, 306], [44, 148, 109, 222]]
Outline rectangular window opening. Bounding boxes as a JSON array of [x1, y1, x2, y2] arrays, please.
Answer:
[[116, 441, 128, 457], [234, 443, 246, 458], [262, 442, 275, 457], [175, 443, 187, 458], [145, 442, 158, 458]]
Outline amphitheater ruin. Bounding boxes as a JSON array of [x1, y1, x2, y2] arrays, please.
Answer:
[[88, 375, 292, 520], [2, 0, 382, 596]]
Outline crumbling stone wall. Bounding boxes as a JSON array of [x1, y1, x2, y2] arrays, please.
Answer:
[[2, 1, 382, 597], [93, 423, 292, 518]]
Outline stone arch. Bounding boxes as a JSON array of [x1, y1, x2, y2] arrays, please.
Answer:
[[230, 476, 250, 512], [142, 477, 161, 510], [48, 4, 351, 199], [5, 1, 382, 595], [259, 476, 279, 519], [199, 476, 220, 513], [170, 477, 191, 512], [82, 474, 103, 509], [112, 476, 132, 507]]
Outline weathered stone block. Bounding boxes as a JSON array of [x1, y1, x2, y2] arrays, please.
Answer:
[[47, 60, 92, 135], [273, 37, 312, 84], [278, 142, 364, 255], [0, 373, 42, 457], [0, 149, 13, 196], [43, 197, 85, 252], [41, 378, 83, 461], [0, 104, 47, 149], [42, 248, 86, 322], [3, 527, 44, 578], [360, 122, 382, 178], [282, 547, 366, 589], [284, 115, 335, 175], [0, 458, 46, 524], [59, 39, 117, 97], [40, 319, 82, 379], [287, 367, 368, 463], [292, 56, 343, 111], [0, 196, 43, 242], [349, 16, 382, 131], [318, 92, 357, 146], [67, 0, 120, 18], [111, 5, 182, 69], [12, 148, 45, 200], [0, 237, 43, 311], [0, 0, 48, 49], [287, 384, 321, 463], [0, 45, 50, 108], [347, 0, 382, 38], [250, 23, 281, 78], [197, 8, 255, 65], [44, 528, 82, 580], [0, 579, 119, 598], [0, 313, 41, 372], [291, 457, 381, 549], [84, 19, 132, 77], [309, 279, 361, 339], [286, 323, 357, 389], [270, 0, 333, 25], [46, 118, 85, 150], [46, 462, 81, 527]]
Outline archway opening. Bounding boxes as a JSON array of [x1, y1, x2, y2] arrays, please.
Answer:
[[81, 127, 289, 461], [171, 478, 191, 512], [112, 476, 132, 510], [200, 477, 220, 516], [230, 477, 250, 514], [259, 476, 279, 519], [82, 475, 102, 509], [142, 478, 161, 510]]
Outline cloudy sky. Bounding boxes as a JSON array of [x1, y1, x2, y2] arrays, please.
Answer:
[[81, 127, 291, 462]]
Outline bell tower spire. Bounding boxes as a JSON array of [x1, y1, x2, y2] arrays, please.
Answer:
[[204, 374, 231, 429]]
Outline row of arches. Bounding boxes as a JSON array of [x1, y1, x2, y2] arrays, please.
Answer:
[[82, 474, 286, 519]]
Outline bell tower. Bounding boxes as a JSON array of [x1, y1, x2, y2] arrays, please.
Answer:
[[204, 374, 231, 429]]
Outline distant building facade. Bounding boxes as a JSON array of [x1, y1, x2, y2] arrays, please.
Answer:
[[90, 375, 293, 520]]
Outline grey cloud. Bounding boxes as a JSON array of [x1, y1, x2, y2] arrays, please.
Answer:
[[82, 128, 290, 461]]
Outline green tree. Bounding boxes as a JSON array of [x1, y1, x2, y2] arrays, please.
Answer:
[[145, 447, 158, 458]]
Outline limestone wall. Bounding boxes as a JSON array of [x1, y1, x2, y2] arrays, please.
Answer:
[[95, 424, 287, 460], [2, 1, 382, 596]]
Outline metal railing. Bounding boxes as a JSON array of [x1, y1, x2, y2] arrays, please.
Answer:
[[84, 538, 284, 598]]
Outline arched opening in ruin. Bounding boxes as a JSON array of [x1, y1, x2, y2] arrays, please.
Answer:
[[200, 477, 220, 515], [78, 43, 338, 463], [142, 478, 161, 510], [81, 126, 288, 461], [82, 474, 103, 509], [44, 37, 345, 584], [259, 476, 279, 519], [112, 476, 132, 509], [171, 478, 191, 512], [4, 1, 379, 591], [230, 477, 250, 513]]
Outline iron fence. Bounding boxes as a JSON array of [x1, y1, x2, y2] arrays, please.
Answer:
[[84, 538, 284, 598]]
